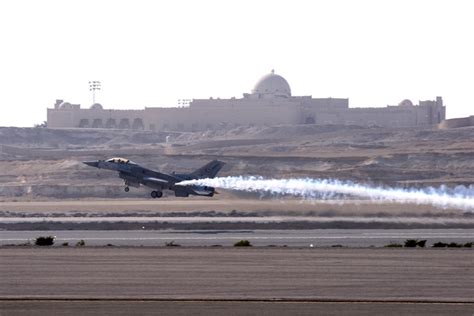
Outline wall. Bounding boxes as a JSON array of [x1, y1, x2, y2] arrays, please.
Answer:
[[46, 97, 446, 131], [439, 116, 474, 129]]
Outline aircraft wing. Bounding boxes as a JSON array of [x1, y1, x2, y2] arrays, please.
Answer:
[[143, 177, 170, 184]]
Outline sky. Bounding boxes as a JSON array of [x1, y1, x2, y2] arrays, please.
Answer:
[[0, 0, 473, 127]]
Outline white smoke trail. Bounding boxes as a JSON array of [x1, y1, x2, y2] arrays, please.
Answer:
[[178, 176, 474, 211]]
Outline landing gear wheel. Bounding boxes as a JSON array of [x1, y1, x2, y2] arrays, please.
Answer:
[[124, 187, 130, 192], [151, 191, 163, 198]]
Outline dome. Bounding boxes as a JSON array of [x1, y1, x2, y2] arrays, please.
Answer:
[[59, 102, 72, 109], [398, 99, 413, 107], [252, 70, 291, 97], [90, 103, 103, 110]]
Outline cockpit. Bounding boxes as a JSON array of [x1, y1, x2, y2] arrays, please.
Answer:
[[105, 157, 136, 165]]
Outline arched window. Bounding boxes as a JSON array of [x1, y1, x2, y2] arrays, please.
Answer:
[[92, 119, 103, 128], [132, 118, 144, 130], [78, 119, 89, 128], [118, 119, 130, 129], [106, 119, 116, 129]]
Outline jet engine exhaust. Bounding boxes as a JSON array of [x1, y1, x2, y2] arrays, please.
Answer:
[[178, 176, 474, 211]]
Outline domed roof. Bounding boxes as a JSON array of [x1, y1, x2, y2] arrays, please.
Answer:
[[398, 99, 413, 107], [59, 102, 72, 109], [90, 103, 103, 110], [252, 70, 291, 97]]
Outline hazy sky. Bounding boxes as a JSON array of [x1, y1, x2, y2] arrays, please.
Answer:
[[0, 0, 473, 127]]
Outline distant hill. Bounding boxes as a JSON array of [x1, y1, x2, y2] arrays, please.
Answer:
[[1, 125, 473, 199]]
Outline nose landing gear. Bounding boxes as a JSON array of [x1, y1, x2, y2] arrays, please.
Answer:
[[151, 190, 163, 198], [124, 187, 130, 192]]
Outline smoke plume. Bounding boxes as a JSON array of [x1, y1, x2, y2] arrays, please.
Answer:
[[178, 176, 474, 211]]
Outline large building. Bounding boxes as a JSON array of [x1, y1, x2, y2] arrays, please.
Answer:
[[47, 71, 446, 131]]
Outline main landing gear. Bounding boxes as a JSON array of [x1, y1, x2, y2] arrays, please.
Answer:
[[151, 190, 163, 199], [124, 187, 130, 192]]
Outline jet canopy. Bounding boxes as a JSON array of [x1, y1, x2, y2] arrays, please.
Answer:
[[106, 157, 136, 165]]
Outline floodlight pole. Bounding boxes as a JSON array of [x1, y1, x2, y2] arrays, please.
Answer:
[[89, 81, 101, 104]]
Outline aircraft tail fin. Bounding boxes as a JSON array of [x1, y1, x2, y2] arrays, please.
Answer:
[[191, 160, 225, 179]]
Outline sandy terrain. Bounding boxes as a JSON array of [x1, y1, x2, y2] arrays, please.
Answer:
[[1, 124, 472, 316], [2, 248, 472, 301], [0, 199, 466, 215], [1, 301, 471, 316], [1, 125, 473, 201], [1, 248, 473, 315], [1, 199, 472, 230]]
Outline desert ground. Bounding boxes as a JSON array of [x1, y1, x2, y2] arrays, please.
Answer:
[[1, 125, 473, 314], [2, 301, 471, 316], [1, 125, 473, 201], [1, 248, 473, 315], [1, 125, 473, 229]]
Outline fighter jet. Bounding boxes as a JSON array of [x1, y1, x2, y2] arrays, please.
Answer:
[[83, 157, 224, 198]]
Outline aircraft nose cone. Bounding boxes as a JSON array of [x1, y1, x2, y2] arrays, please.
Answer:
[[83, 160, 99, 168]]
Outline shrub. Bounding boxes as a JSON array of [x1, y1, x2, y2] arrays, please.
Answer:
[[62, 242, 69, 247], [165, 241, 180, 247], [404, 239, 418, 248], [76, 240, 85, 247], [447, 242, 462, 248], [432, 242, 448, 248], [35, 236, 55, 246], [384, 242, 403, 248], [416, 240, 427, 248], [234, 240, 252, 247], [463, 242, 473, 248]]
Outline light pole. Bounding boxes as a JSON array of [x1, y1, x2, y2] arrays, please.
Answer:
[[89, 81, 101, 104]]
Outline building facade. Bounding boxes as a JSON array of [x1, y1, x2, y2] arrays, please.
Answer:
[[47, 71, 446, 131]]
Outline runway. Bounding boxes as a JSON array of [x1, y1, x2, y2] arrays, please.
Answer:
[[1, 300, 472, 316], [1, 248, 473, 315], [1, 229, 473, 247], [2, 199, 473, 314]]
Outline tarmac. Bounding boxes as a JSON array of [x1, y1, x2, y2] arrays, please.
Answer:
[[1, 300, 472, 316], [1, 229, 473, 247], [1, 247, 473, 315]]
